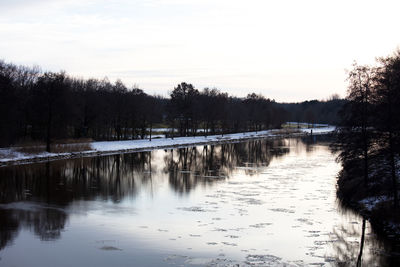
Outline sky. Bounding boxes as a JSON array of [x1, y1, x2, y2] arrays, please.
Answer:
[[1, 0, 399, 102]]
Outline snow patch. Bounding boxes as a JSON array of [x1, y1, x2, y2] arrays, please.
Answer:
[[359, 195, 390, 211]]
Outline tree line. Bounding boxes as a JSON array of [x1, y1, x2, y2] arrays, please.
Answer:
[[282, 95, 346, 126], [0, 59, 343, 151], [334, 50, 400, 209]]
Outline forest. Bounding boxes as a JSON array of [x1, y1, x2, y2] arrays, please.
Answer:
[[334, 50, 400, 213], [0, 60, 344, 150]]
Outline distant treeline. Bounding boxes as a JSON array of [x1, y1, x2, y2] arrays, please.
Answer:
[[0, 60, 344, 149], [334, 50, 400, 209], [281, 97, 346, 126]]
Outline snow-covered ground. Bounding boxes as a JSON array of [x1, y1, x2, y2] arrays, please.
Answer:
[[148, 128, 206, 133], [359, 195, 391, 212], [285, 122, 330, 127], [301, 126, 335, 134], [0, 126, 335, 166]]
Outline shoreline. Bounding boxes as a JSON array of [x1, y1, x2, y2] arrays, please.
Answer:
[[338, 195, 400, 255], [337, 175, 400, 246], [0, 127, 335, 167]]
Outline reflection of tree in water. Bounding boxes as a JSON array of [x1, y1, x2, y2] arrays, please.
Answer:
[[0, 137, 324, 251], [331, 218, 367, 266], [332, 204, 400, 266], [0, 209, 18, 250], [0, 152, 152, 250], [300, 134, 335, 153], [0, 205, 67, 250], [330, 206, 400, 267], [0, 153, 153, 204], [164, 139, 290, 193], [66, 152, 151, 202]]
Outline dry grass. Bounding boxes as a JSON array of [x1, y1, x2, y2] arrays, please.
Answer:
[[282, 122, 308, 129], [13, 140, 46, 154], [53, 138, 93, 144], [14, 138, 92, 154], [51, 142, 92, 153]]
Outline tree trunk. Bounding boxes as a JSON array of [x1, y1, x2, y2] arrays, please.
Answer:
[[356, 218, 366, 267], [389, 131, 399, 208], [46, 103, 52, 153], [149, 122, 152, 141], [362, 126, 368, 186]]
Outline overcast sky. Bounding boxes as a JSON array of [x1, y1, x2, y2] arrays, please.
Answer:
[[1, 0, 399, 101]]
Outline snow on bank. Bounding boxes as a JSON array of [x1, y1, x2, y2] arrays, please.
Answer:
[[301, 126, 336, 134], [358, 195, 400, 235], [286, 122, 330, 127], [92, 130, 271, 152], [91, 126, 336, 152], [0, 126, 335, 166], [359, 195, 391, 212]]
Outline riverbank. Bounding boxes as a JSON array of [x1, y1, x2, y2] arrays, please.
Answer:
[[337, 164, 400, 241], [0, 126, 335, 167]]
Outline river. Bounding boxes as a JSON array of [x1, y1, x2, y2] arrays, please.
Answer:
[[0, 137, 395, 266]]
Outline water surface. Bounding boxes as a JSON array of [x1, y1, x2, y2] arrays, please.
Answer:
[[0, 137, 394, 266]]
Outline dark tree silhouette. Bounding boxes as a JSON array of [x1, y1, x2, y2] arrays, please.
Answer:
[[335, 49, 400, 211], [32, 72, 69, 152], [168, 82, 200, 136], [0, 60, 342, 148], [372, 53, 400, 207], [335, 64, 374, 186]]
